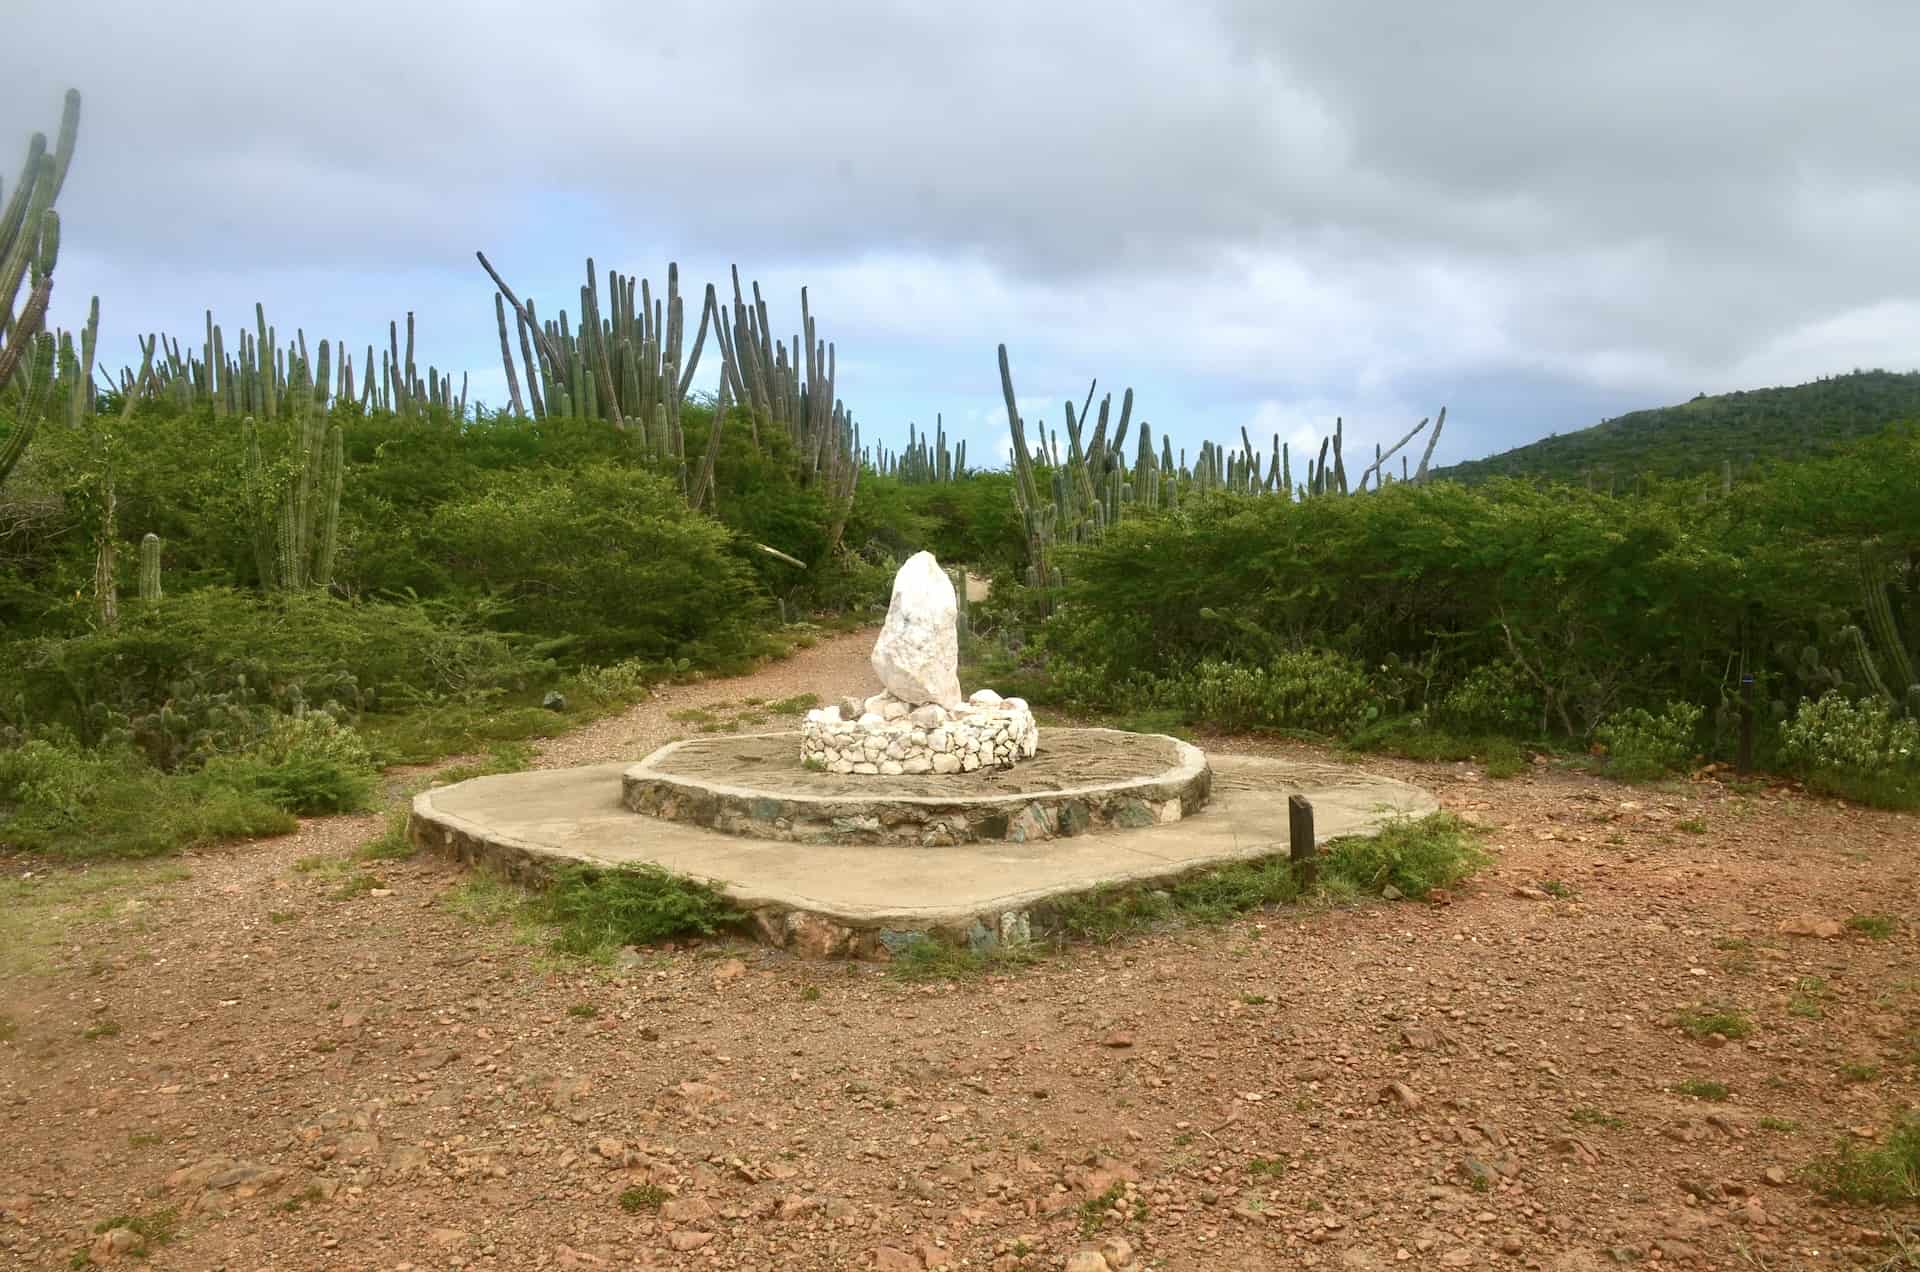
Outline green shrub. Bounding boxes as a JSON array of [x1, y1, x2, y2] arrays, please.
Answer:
[[1435, 662, 1538, 734], [1780, 692, 1920, 777], [0, 739, 295, 859], [1155, 650, 1381, 734], [207, 712, 377, 814], [3, 588, 544, 738], [536, 864, 742, 957], [1318, 812, 1490, 899], [1594, 701, 1702, 780], [572, 657, 684, 706], [425, 463, 768, 665]]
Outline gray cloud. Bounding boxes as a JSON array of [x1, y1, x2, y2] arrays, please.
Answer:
[[4, 0, 1916, 467]]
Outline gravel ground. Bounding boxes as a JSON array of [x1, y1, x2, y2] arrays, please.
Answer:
[[533, 629, 878, 770], [1, 629, 1916, 1271]]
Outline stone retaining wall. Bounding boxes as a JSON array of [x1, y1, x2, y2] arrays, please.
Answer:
[[800, 689, 1037, 775]]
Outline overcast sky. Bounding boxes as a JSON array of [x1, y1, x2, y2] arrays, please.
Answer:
[[6, 0, 1918, 470]]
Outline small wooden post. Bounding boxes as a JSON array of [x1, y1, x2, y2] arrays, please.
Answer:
[[1737, 673, 1756, 775], [1288, 795, 1316, 884]]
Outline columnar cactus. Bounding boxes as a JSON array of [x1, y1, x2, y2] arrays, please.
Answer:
[[241, 410, 344, 591], [139, 533, 162, 602], [1844, 541, 1919, 715], [0, 90, 80, 486]]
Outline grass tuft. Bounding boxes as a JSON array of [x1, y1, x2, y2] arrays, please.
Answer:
[[1318, 811, 1490, 900], [538, 863, 741, 959], [90, 1205, 179, 1248], [331, 872, 385, 900], [1673, 1078, 1730, 1101], [1673, 1003, 1753, 1040], [1802, 1115, 1919, 1204], [618, 1183, 666, 1212], [888, 936, 1042, 982], [1078, 1182, 1127, 1236], [1346, 720, 1529, 778], [1848, 913, 1897, 941]]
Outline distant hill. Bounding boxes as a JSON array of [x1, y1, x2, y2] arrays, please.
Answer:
[[1436, 370, 1920, 486]]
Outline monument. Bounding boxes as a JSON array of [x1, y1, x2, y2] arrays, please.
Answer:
[[406, 549, 1439, 957], [799, 551, 1037, 775]]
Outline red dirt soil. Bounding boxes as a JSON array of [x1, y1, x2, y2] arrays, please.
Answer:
[[2, 629, 1915, 1270]]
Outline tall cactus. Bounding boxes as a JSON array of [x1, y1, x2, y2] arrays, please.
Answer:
[[0, 90, 80, 488], [139, 533, 163, 602], [241, 411, 345, 591], [1843, 541, 1920, 715]]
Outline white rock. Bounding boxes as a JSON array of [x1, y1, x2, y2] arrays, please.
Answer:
[[1004, 697, 1028, 713], [908, 703, 948, 728], [903, 756, 933, 774], [968, 688, 1003, 707], [852, 762, 879, 775], [830, 760, 854, 774], [932, 752, 962, 775], [869, 551, 962, 707], [881, 700, 910, 721], [858, 712, 886, 729]]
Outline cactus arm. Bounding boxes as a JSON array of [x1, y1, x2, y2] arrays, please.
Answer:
[[1358, 415, 1431, 489], [493, 292, 526, 417], [0, 272, 51, 391], [0, 154, 56, 334], [475, 250, 569, 382], [1414, 406, 1446, 482]]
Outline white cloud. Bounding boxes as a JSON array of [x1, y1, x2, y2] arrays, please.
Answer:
[[5, 0, 1918, 468]]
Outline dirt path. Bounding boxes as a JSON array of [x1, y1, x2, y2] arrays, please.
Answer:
[[2, 632, 1916, 1270]]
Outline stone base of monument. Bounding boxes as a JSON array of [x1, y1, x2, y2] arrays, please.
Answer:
[[407, 747, 1438, 959], [800, 689, 1038, 776], [628, 728, 1204, 845]]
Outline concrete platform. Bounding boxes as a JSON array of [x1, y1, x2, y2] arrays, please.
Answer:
[[409, 753, 1436, 958]]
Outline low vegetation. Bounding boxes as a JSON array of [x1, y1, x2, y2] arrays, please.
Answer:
[[539, 864, 742, 957], [1802, 1114, 1920, 1204], [1673, 1004, 1754, 1040], [1047, 812, 1485, 945], [444, 863, 742, 963]]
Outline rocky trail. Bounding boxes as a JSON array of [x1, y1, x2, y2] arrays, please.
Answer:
[[2, 628, 1917, 1270]]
